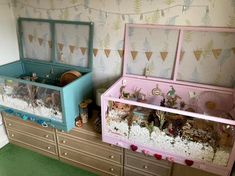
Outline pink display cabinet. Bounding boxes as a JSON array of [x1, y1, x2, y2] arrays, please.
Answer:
[[101, 24, 235, 176]]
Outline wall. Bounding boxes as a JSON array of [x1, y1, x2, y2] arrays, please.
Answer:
[[12, 0, 235, 88], [0, 0, 19, 65]]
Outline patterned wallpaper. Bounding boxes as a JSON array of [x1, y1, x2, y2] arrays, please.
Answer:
[[12, 0, 235, 88]]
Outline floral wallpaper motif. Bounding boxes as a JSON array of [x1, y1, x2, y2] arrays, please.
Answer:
[[12, 0, 235, 88]]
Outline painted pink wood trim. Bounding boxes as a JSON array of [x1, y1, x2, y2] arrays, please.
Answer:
[[226, 142, 235, 176], [102, 135, 230, 176], [175, 80, 234, 93], [124, 75, 233, 94], [102, 77, 123, 96], [123, 24, 129, 77], [126, 23, 235, 32], [123, 23, 235, 91], [103, 96, 235, 125], [173, 30, 184, 81]]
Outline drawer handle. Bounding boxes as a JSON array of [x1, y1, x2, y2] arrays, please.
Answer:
[[11, 134, 14, 137], [47, 146, 51, 150], [110, 168, 114, 172], [45, 135, 49, 138], [63, 152, 68, 156], [62, 140, 66, 144], [109, 155, 114, 159], [143, 165, 148, 169]]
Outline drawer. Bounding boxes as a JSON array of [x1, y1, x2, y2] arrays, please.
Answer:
[[125, 154, 171, 176], [125, 149, 171, 167], [59, 146, 122, 176], [57, 134, 123, 164], [8, 130, 57, 155], [124, 167, 156, 176], [57, 129, 122, 152], [5, 118, 55, 142], [2, 113, 54, 132]]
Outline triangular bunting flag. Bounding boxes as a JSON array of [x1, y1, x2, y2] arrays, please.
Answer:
[[193, 50, 202, 61], [38, 38, 43, 46], [28, 34, 33, 43], [93, 48, 98, 57], [48, 41, 52, 48], [160, 51, 168, 61], [232, 47, 235, 54], [104, 49, 111, 58], [131, 51, 138, 60], [69, 45, 76, 53], [212, 49, 222, 59], [80, 47, 87, 55], [118, 50, 124, 59], [58, 43, 64, 51], [145, 51, 153, 61], [180, 51, 185, 62]]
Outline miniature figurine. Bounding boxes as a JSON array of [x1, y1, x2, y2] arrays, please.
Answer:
[[167, 86, 176, 97], [152, 84, 162, 96], [156, 110, 166, 130], [148, 110, 160, 127], [75, 117, 83, 127]]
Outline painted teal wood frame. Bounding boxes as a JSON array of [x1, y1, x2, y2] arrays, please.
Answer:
[[0, 18, 94, 131], [18, 17, 94, 72]]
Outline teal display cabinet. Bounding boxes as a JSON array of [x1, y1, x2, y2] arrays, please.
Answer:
[[0, 18, 94, 131]]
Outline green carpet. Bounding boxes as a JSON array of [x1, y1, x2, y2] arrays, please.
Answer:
[[0, 144, 97, 176]]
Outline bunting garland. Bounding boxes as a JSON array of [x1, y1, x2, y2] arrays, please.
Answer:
[[48, 40, 52, 48], [180, 51, 185, 62], [26, 34, 235, 61], [58, 43, 64, 51], [93, 48, 98, 57], [38, 38, 43, 46], [104, 49, 111, 58], [232, 48, 235, 54], [131, 51, 138, 60], [80, 47, 87, 55], [14, 0, 209, 21], [28, 34, 34, 43], [145, 51, 153, 61], [118, 50, 124, 59], [212, 49, 222, 59], [193, 50, 202, 61], [160, 51, 168, 61], [69, 45, 76, 53]]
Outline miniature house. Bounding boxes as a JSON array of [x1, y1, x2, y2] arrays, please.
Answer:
[[101, 24, 235, 176], [0, 18, 94, 131]]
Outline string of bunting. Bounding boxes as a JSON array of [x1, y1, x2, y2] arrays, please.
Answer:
[[13, 0, 209, 19], [27, 34, 235, 61]]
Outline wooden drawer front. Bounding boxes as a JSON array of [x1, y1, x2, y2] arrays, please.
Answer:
[[5, 118, 55, 142], [124, 167, 156, 176], [125, 155, 171, 176], [8, 130, 57, 155], [57, 135, 123, 164], [125, 150, 170, 167], [57, 130, 122, 152], [59, 147, 122, 176], [3, 113, 54, 132]]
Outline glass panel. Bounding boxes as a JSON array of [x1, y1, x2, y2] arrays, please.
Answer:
[[105, 101, 234, 166], [126, 27, 179, 79], [55, 24, 89, 67], [0, 78, 62, 122], [22, 21, 51, 61], [177, 31, 235, 88]]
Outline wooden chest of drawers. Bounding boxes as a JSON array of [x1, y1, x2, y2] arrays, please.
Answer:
[[56, 120, 124, 176], [3, 112, 58, 159]]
